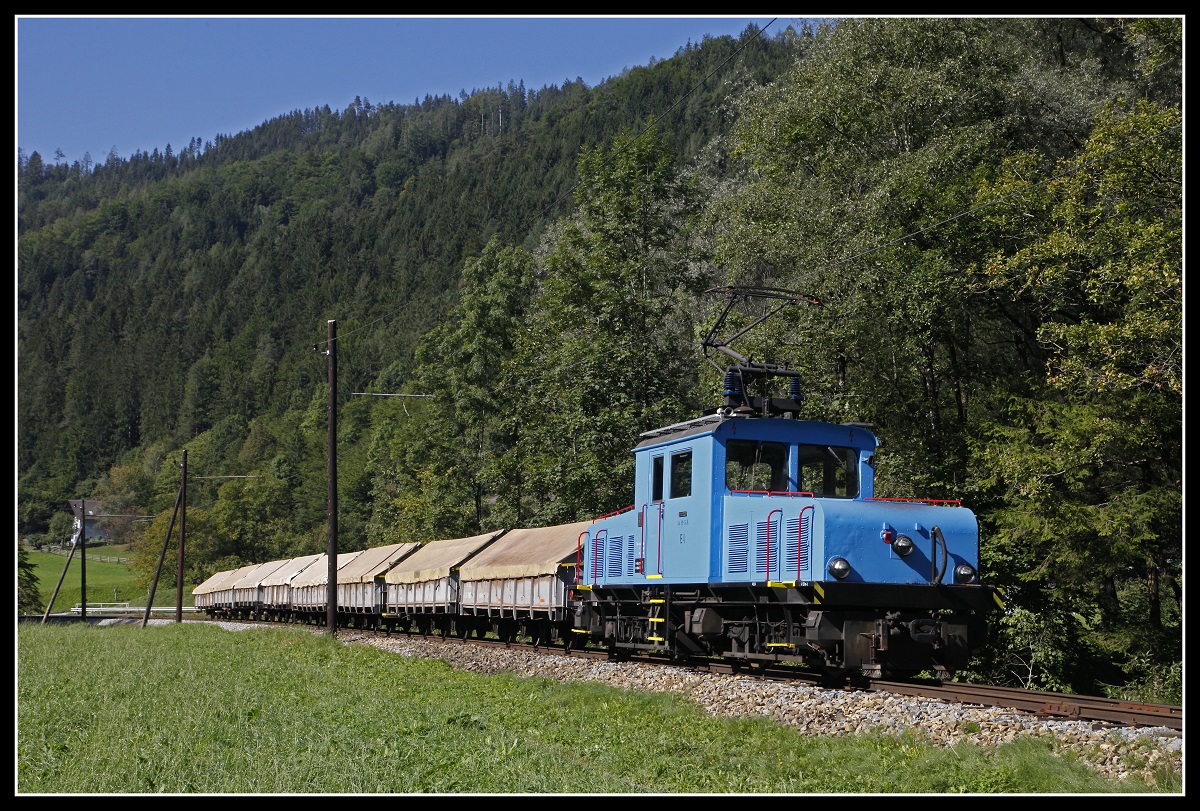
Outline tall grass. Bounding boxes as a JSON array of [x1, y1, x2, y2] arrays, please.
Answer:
[[16, 623, 1181, 794]]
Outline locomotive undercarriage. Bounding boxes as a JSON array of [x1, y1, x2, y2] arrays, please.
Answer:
[[574, 583, 989, 679]]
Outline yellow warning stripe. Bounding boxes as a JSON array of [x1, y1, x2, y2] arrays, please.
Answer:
[[767, 581, 795, 589]]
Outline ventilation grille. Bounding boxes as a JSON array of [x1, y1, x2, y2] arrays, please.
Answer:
[[728, 523, 749, 573], [606, 535, 624, 578]]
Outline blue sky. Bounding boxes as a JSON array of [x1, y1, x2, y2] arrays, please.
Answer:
[[16, 15, 789, 167]]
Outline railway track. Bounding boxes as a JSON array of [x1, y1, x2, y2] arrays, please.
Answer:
[[374, 627, 1184, 732], [850, 677, 1182, 731]]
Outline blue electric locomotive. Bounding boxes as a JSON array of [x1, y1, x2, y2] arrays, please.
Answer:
[[572, 289, 1003, 679]]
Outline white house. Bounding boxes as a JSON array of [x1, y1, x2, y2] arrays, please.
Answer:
[[67, 499, 110, 546]]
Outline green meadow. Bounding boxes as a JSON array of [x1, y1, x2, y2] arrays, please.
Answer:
[[16, 622, 1182, 795]]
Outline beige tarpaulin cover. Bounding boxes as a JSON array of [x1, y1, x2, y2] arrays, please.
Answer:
[[230, 559, 292, 590], [193, 564, 258, 596], [457, 521, 592, 582], [192, 568, 236, 596], [383, 531, 502, 585], [291, 551, 364, 587], [259, 554, 321, 588], [336, 542, 420, 584]]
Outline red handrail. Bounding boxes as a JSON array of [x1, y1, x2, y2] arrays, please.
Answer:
[[656, 502, 664, 575], [591, 529, 607, 586], [797, 504, 814, 580], [865, 497, 961, 506], [639, 504, 647, 562], [576, 530, 589, 584], [766, 508, 782, 577], [592, 504, 635, 521]]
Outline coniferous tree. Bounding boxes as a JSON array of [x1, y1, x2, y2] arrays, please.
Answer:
[[17, 540, 43, 615]]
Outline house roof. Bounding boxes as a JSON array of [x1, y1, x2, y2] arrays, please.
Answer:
[[68, 499, 105, 518]]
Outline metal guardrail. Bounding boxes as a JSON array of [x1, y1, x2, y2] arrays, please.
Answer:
[[70, 603, 200, 613]]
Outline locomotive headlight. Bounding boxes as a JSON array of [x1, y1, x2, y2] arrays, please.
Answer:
[[827, 557, 851, 579], [892, 534, 915, 557], [954, 563, 977, 584]]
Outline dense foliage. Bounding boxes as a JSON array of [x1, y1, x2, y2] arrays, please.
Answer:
[[700, 18, 1182, 697], [17, 19, 1181, 700]]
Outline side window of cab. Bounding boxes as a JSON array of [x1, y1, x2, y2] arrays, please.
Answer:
[[669, 450, 692, 498], [652, 455, 665, 502]]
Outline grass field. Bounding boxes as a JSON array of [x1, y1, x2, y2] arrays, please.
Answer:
[[24, 547, 193, 615], [15, 622, 1182, 795]]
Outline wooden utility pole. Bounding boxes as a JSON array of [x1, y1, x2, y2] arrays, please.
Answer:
[[79, 498, 87, 619], [41, 530, 78, 623], [177, 449, 187, 623], [326, 319, 338, 634], [143, 475, 184, 628]]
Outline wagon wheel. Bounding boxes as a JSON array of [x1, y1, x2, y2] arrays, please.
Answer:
[[499, 620, 517, 645]]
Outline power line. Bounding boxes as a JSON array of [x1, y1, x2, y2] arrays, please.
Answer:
[[313, 305, 410, 349], [80, 513, 152, 518], [350, 392, 433, 397]]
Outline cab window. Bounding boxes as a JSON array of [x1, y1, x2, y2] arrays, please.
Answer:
[[796, 444, 859, 497], [725, 440, 788, 492], [669, 450, 692, 498], [652, 455, 664, 502]]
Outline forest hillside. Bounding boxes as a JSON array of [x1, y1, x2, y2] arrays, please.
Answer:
[[17, 19, 1181, 700]]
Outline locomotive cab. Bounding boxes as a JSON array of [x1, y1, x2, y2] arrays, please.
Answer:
[[583, 411, 884, 588]]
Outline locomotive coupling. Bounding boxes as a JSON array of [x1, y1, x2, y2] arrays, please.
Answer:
[[907, 618, 943, 645]]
